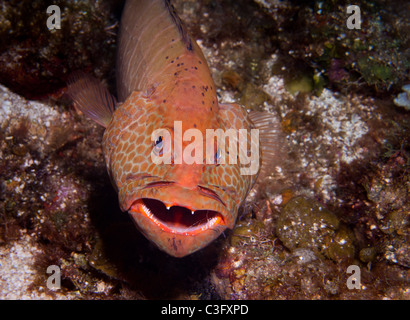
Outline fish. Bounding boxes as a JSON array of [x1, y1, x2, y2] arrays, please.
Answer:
[[67, 0, 281, 257]]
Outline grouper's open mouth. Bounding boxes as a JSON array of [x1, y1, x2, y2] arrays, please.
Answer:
[[132, 198, 225, 235]]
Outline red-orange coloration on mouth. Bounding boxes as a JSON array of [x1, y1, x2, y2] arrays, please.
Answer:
[[133, 198, 224, 235], [130, 199, 226, 257]]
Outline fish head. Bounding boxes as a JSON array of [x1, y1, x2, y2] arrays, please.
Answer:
[[103, 92, 260, 257]]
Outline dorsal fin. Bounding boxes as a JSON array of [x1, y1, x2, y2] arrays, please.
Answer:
[[248, 111, 285, 179], [116, 0, 208, 101], [66, 72, 116, 127], [164, 0, 193, 51]]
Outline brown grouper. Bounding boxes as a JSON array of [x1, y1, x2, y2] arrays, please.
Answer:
[[67, 0, 281, 257]]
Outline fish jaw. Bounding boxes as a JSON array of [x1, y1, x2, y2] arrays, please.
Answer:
[[130, 199, 226, 257], [124, 183, 234, 257]]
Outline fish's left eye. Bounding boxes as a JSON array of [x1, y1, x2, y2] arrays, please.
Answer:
[[215, 148, 222, 165]]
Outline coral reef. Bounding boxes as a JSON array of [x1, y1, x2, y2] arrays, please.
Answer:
[[0, 0, 119, 99]]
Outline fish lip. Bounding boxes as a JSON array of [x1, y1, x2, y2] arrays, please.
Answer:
[[143, 183, 226, 208], [130, 198, 225, 235]]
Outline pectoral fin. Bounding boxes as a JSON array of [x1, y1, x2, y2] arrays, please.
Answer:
[[67, 72, 116, 128], [218, 103, 284, 179], [248, 110, 284, 178]]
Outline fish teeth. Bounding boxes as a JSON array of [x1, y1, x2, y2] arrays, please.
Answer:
[[166, 205, 171, 210], [141, 203, 157, 223], [143, 203, 151, 215], [191, 210, 195, 215]]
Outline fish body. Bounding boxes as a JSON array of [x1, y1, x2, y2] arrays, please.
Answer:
[[68, 0, 280, 257]]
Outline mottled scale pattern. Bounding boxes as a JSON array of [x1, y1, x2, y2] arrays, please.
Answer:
[[70, 0, 270, 257], [103, 92, 165, 199], [102, 91, 257, 230]]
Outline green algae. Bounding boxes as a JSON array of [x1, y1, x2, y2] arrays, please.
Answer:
[[276, 197, 355, 261], [230, 220, 266, 247], [285, 75, 314, 95], [357, 56, 395, 87], [381, 209, 408, 235], [89, 237, 120, 279], [239, 83, 271, 111], [323, 225, 355, 261], [359, 246, 378, 264]]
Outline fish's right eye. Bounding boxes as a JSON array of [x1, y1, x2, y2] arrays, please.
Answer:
[[155, 135, 163, 147], [153, 135, 163, 155], [151, 129, 172, 164]]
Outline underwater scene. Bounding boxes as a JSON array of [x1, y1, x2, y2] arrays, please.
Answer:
[[0, 0, 409, 300]]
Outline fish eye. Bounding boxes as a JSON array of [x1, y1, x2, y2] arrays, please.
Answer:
[[153, 135, 163, 156], [151, 129, 172, 163], [215, 148, 222, 165], [155, 135, 163, 148]]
